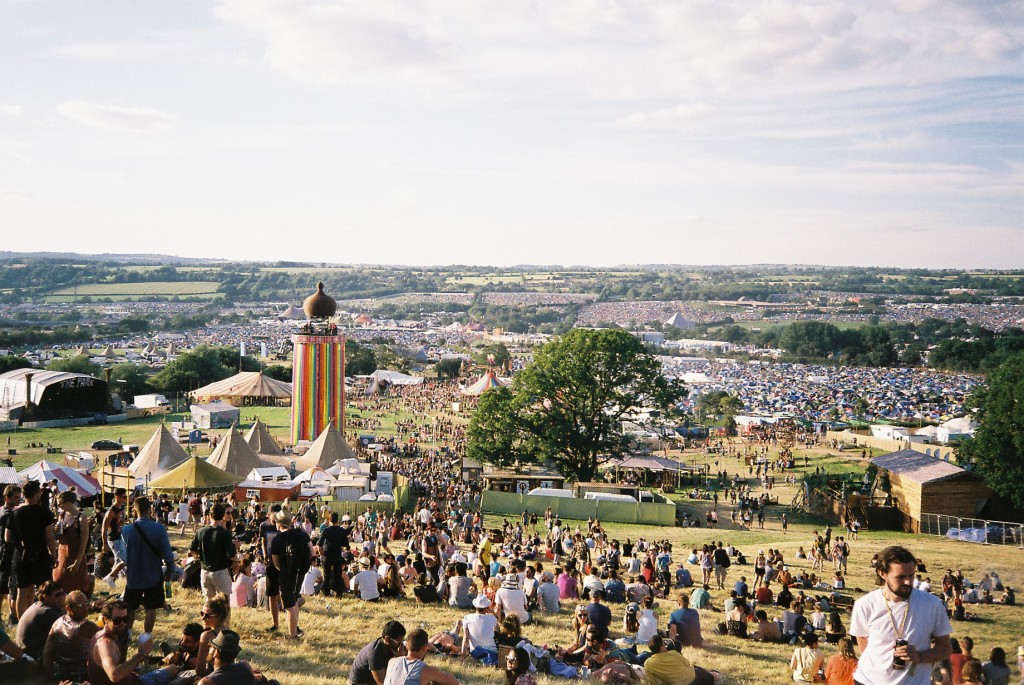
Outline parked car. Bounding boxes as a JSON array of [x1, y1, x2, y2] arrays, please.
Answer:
[[91, 439, 122, 450]]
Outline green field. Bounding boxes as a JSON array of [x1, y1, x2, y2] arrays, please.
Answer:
[[44, 280, 221, 302]]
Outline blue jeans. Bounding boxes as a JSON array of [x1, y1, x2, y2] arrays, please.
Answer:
[[141, 667, 176, 685], [470, 646, 498, 666]]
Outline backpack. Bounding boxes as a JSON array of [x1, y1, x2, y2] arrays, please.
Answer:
[[282, 529, 312, 579]]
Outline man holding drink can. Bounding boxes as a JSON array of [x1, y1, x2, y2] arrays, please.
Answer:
[[850, 545, 952, 684]]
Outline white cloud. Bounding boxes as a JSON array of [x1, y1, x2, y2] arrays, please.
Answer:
[[619, 102, 716, 128], [56, 101, 178, 132], [0, 104, 23, 117]]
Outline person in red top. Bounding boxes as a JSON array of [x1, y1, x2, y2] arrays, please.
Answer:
[[824, 636, 858, 685], [755, 584, 773, 606], [948, 637, 979, 685]]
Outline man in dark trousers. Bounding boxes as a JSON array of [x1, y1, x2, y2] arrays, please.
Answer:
[[317, 512, 348, 597]]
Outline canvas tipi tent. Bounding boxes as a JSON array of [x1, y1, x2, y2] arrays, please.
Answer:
[[293, 424, 358, 472], [148, 456, 242, 492], [244, 419, 284, 456], [129, 424, 190, 480], [73, 346, 90, 357], [190, 371, 291, 405], [461, 370, 508, 396], [100, 345, 117, 358], [207, 424, 269, 476]]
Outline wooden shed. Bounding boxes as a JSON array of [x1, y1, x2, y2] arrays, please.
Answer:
[[870, 450, 992, 532], [482, 464, 565, 494]]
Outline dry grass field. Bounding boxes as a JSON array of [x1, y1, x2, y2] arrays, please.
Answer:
[[118, 516, 1024, 685]]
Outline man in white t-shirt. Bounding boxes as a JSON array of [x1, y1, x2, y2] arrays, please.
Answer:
[[494, 576, 531, 625], [418, 507, 432, 528], [349, 557, 382, 601], [461, 595, 498, 662], [850, 545, 952, 685]]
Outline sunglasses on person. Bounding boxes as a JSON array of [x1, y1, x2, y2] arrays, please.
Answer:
[[200, 611, 218, 619], [109, 615, 128, 625]]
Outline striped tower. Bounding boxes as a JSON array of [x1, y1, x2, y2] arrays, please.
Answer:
[[290, 332, 345, 443], [290, 282, 345, 444]]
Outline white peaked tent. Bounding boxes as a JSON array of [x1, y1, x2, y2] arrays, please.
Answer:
[[293, 424, 358, 472], [326, 458, 367, 477], [18, 460, 101, 496], [280, 305, 305, 320], [100, 345, 117, 358], [73, 346, 90, 357], [244, 419, 285, 456], [129, 423, 190, 480], [207, 424, 269, 476]]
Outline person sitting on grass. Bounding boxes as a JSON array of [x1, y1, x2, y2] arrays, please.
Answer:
[[504, 646, 537, 685], [642, 635, 718, 685], [86, 599, 179, 685], [349, 620, 407, 685], [382, 628, 459, 685], [789, 632, 824, 683], [196, 629, 278, 685], [461, 595, 499, 665], [751, 609, 781, 643]]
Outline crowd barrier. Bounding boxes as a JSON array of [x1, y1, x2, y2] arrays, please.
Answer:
[[481, 489, 676, 526], [920, 512, 1024, 546]]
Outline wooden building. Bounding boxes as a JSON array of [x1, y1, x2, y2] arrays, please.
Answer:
[[482, 464, 565, 493], [870, 450, 992, 532]]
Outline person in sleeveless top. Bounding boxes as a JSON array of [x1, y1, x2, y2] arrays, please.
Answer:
[[86, 599, 178, 685], [383, 628, 459, 685], [54, 491, 92, 594]]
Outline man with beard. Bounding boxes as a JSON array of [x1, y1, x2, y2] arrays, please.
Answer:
[[87, 599, 179, 685], [850, 546, 952, 685]]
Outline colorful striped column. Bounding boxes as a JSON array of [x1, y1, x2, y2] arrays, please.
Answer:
[[290, 334, 346, 444]]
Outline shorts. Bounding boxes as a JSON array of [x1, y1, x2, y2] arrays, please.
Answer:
[[13, 547, 52, 588], [110, 539, 128, 566], [124, 582, 165, 611], [200, 568, 233, 599], [280, 574, 301, 609], [265, 564, 280, 596]]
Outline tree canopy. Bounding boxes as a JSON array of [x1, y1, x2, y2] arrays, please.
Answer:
[[465, 328, 686, 482], [957, 351, 1024, 508], [47, 355, 101, 377], [149, 345, 235, 393]]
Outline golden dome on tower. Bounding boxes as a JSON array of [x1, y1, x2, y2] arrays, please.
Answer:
[[302, 282, 337, 319]]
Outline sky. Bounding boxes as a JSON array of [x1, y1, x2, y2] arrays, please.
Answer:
[[0, 1, 1022, 269]]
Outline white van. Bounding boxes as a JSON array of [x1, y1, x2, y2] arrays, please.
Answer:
[[583, 492, 638, 503], [527, 487, 575, 499]]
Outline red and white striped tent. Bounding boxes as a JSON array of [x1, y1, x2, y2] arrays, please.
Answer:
[[18, 460, 101, 497]]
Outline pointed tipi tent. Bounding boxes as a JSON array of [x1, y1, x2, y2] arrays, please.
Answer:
[[166, 342, 179, 356], [101, 345, 117, 358], [148, 456, 242, 492], [129, 424, 190, 480], [244, 419, 284, 456], [73, 346, 90, 357], [207, 424, 268, 476], [293, 424, 358, 472]]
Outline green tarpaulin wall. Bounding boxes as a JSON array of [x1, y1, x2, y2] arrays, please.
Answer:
[[320, 475, 412, 519], [481, 490, 676, 526]]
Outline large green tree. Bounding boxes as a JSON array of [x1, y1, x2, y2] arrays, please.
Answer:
[[0, 355, 33, 374], [957, 351, 1024, 508], [345, 339, 377, 376], [149, 345, 232, 393], [466, 328, 686, 482], [47, 355, 101, 376], [108, 363, 152, 402]]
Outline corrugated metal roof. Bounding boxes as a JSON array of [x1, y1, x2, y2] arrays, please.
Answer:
[[0, 368, 102, 406], [870, 449, 972, 485]]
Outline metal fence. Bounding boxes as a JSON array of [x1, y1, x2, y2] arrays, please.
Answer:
[[920, 512, 1024, 547]]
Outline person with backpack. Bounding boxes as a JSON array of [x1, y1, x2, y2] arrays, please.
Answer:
[[269, 511, 312, 640]]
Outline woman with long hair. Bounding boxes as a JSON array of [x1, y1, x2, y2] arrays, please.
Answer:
[[824, 635, 858, 685], [53, 490, 91, 594], [195, 593, 230, 677], [981, 647, 1010, 685], [824, 611, 845, 644], [504, 646, 536, 685]]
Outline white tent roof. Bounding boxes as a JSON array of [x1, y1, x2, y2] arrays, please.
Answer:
[[294, 424, 358, 472], [368, 369, 424, 386], [18, 460, 101, 497], [0, 369, 102, 406], [207, 424, 270, 476], [129, 424, 190, 479]]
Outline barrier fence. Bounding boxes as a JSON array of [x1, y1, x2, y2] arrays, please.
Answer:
[[919, 512, 1024, 547], [481, 489, 676, 526]]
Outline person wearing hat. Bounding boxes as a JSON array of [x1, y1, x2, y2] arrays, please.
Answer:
[[494, 574, 530, 625], [196, 630, 256, 685], [269, 510, 313, 639], [350, 556, 382, 602], [349, 620, 407, 685], [460, 595, 498, 663]]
